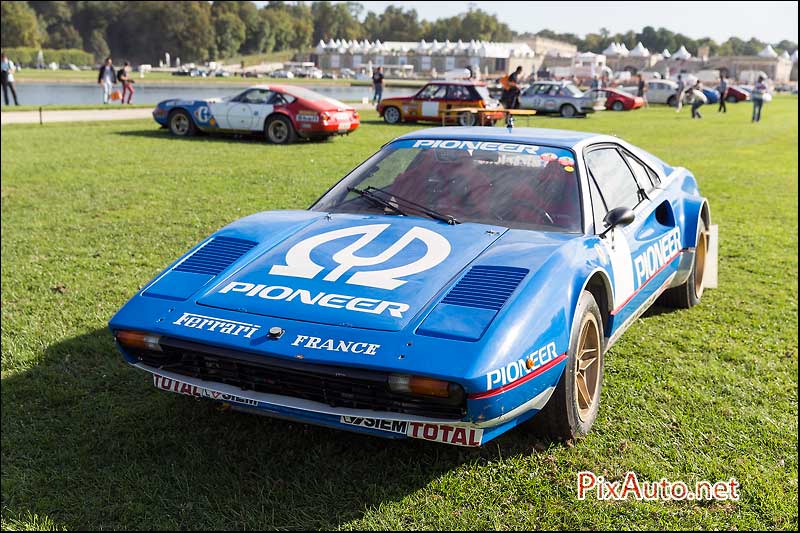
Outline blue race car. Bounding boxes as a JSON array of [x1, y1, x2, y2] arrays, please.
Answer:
[[110, 127, 717, 446]]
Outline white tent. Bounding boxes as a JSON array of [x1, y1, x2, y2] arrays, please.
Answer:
[[672, 45, 691, 59], [662, 48, 671, 58], [617, 42, 630, 56], [629, 42, 650, 57], [780, 50, 791, 60], [758, 44, 778, 58], [792, 50, 799, 63], [602, 42, 620, 56]]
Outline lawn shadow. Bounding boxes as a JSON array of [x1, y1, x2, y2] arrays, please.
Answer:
[[116, 129, 334, 146], [2, 327, 554, 529]]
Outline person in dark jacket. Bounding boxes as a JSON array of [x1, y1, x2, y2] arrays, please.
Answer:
[[98, 56, 117, 104], [501, 66, 523, 109], [717, 73, 728, 113], [371, 66, 384, 105], [1, 52, 20, 106]]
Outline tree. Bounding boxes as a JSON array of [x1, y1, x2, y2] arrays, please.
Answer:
[[1, 0, 42, 48], [29, 0, 83, 49], [213, 12, 246, 58], [88, 29, 109, 61]]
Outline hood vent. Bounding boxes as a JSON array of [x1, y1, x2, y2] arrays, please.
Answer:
[[174, 237, 257, 276], [441, 266, 528, 311]]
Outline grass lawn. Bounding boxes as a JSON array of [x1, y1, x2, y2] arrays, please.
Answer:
[[1, 98, 797, 530]]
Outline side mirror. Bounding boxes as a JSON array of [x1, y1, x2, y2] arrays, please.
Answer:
[[600, 207, 635, 237]]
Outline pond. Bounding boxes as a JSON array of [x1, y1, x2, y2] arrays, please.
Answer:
[[4, 83, 418, 106]]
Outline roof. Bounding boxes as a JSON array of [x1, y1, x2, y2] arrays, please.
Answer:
[[393, 127, 602, 149], [424, 80, 488, 86]]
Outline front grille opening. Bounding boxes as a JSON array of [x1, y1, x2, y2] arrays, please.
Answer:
[[132, 338, 466, 419]]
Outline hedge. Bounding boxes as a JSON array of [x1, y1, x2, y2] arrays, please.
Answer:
[[3, 48, 95, 67]]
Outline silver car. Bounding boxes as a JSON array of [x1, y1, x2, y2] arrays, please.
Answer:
[[518, 81, 604, 117]]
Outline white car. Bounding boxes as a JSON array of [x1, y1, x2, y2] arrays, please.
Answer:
[[621, 80, 686, 106]]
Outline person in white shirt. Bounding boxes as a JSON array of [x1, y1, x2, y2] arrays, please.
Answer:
[[1, 52, 20, 106]]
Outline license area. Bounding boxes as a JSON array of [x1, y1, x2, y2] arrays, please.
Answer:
[[335, 111, 351, 131]]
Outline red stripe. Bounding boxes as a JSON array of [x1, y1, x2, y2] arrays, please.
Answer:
[[468, 352, 567, 400], [611, 248, 686, 315]]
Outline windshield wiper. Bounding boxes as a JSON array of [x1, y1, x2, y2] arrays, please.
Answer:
[[347, 186, 408, 217], [365, 186, 461, 225]]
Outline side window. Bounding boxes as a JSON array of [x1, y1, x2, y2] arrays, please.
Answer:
[[585, 148, 641, 215], [418, 85, 446, 99], [587, 172, 608, 233], [240, 89, 272, 104], [447, 85, 472, 100], [623, 153, 655, 189], [268, 92, 288, 105]]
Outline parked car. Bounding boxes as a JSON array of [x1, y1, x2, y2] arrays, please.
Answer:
[[110, 126, 716, 446], [589, 88, 644, 111], [270, 70, 294, 79], [725, 86, 751, 103], [378, 80, 504, 126], [151, 85, 359, 144], [518, 81, 604, 117], [701, 88, 720, 104], [622, 79, 685, 107]]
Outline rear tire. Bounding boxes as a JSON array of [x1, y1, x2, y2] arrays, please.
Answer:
[[667, 95, 677, 107], [726, 94, 737, 103], [533, 290, 604, 441], [560, 104, 577, 118], [457, 111, 476, 126], [265, 115, 296, 144], [383, 106, 402, 124], [659, 218, 708, 308], [168, 109, 196, 137]]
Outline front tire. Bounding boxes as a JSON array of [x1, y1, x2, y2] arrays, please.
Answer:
[[560, 104, 577, 118], [168, 109, 196, 137], [667, 95, 677, 107], [659, 218, 708, 308], [265, 115, 296, 144], [611, 100, 625, 111], [383, 106, 402, 124], [533, 290, 604, 441], [726, 94, 737, 103]]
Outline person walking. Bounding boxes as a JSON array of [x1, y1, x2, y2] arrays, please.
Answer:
[[751, 75, 769, 123], [689, 81, 707, 119], [717, 73, 728, 113], [637, 75, 648, 107], [98, 56, 117, 104], [502, 66, 523, 109], [118, 61, 135, 104], [1, 52, 20, 106], [675, 74, 685, 112], [371, 66, 384, 105]]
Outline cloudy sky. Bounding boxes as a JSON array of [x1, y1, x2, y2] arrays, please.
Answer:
[[263, 1, 799, 44]]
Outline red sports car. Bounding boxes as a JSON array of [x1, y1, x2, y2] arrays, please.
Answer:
[[724, 86, 751, 103], [591, 88, 645, 111], [153, 85, 360, 144]]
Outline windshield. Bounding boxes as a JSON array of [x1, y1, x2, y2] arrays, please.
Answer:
[[474, 85, 492, 101], [312, 139, 582, 232]]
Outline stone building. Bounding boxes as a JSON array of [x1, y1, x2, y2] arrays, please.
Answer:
[[313, 39, 538, 77]]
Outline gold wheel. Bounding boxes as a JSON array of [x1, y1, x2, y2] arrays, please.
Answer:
[[694, 229, 708, 299], [574, 313, 601, 421]]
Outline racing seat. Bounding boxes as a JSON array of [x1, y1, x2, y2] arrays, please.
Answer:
[[507, 161, 580, 228]]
